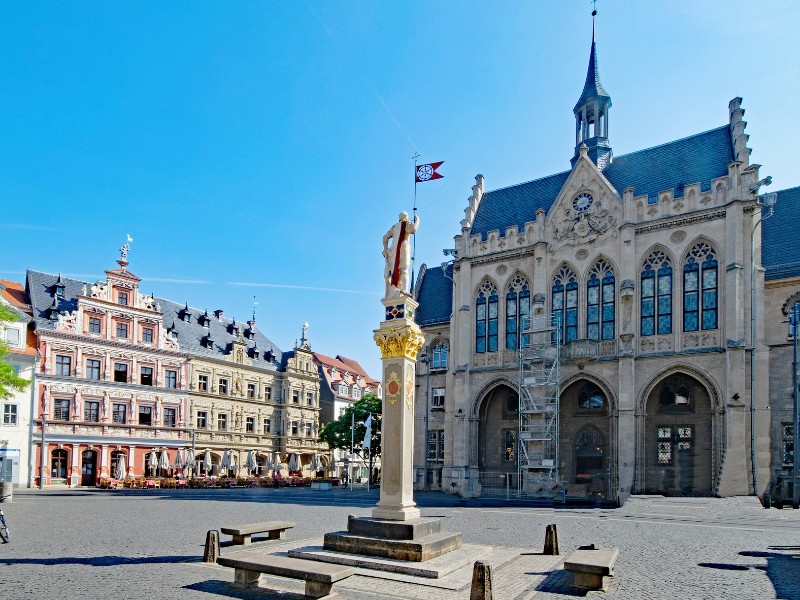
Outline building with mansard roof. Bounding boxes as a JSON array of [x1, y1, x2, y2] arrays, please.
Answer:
[[412, 25, 800, 504], [25, 249, 324, 487]]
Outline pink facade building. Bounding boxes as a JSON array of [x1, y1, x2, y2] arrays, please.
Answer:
[[28, 251, 189, 486]]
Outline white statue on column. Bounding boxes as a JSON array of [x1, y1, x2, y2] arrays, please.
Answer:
[[382, 211, 420, 298]]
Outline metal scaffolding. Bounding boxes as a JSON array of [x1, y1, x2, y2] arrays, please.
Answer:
[[518, 315, 565, 499]]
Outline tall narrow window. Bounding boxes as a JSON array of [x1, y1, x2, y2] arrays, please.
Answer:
[[552, 266, 578, 343], [505, 274, 531, 350], [641, 251, 672, 336], [165, 370, 177, 389], [587, 260, 615, 340], [683, 243, 718, 332], [163, 408, 176, 428], [431, 342, 448, 369], [475, 280, 498, 353], [86, 359, 101, 380], [84, 401, 100, 422], [112, 403, 127, 424]]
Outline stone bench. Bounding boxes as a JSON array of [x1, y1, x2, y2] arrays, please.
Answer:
[[564, 546, 619, 591], [220, 521, 295, 545], [217, 551, 355, 598]]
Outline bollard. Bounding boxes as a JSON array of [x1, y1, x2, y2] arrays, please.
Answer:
[[470, 560, 493, 600], [543, 523, 559, 555], [203, 529, 220, 563]]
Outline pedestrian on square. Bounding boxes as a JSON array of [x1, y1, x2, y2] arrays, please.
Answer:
[[273, 472, 280, 490]]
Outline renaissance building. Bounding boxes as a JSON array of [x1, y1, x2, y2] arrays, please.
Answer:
[[413, 27, 800, 504]]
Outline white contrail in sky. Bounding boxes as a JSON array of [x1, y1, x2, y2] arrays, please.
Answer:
[[0, 223, 61, 232], [142, 277, 211, 285], [226, 281, 380, 296]]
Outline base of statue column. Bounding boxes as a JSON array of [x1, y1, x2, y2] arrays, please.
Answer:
[[322, 515, 462, 562], [371, 503, 421, 521]]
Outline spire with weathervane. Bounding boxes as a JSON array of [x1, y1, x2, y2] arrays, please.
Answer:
[[571, 5, 612, 169]]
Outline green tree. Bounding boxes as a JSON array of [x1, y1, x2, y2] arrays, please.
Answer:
[[0, 303, 30, 399], [319, 392, 381, 481]]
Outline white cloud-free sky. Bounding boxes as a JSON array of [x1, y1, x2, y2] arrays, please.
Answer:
[[1, 1, 797, 377]]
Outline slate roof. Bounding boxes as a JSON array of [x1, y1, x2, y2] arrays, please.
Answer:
[[157, 298, 283, 371], [470, 126, 734, 240], [25, 270, 284, 371], [762, 186, 800, 281], [414, 263, 453, 326], [574, 31, 611, 111]]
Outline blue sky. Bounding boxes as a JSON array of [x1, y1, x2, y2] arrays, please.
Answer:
[[0, 1, 798, 378]]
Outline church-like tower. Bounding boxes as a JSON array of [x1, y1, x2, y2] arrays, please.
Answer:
[[571, 20, 612, 169]]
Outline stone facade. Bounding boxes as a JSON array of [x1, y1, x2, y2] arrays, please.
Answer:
[[411, 33, 795, 504]]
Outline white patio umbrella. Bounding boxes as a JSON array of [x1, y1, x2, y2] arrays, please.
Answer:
[[264, 453, 273, 472], [115, 455, 127, 480], [185, 447, 195, 477], [273, 452, 283, 473], [173, 448, 184, 472], [229, 451, 239, 476], [159, 449, 170, 475], [311, 453, 319, 472], [203, 448, 212, 475], [148, 450, 159, 477], [221, 449, 231, 474], [288, 453, 298, 473], [246, 450, 256, 474]]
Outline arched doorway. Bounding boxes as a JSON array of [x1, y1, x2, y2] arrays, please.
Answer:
[[643, 373, 713, 495], [81, 449, 97, 486], [477, 384, 520, 491], [560, 380, 611, 500]]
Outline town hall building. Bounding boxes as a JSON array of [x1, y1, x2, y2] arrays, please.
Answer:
[[413, 26, 800, 505]]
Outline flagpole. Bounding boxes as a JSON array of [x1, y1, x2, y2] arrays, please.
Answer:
[[411, 152, 420, 293], [350, 409, 354, 492]]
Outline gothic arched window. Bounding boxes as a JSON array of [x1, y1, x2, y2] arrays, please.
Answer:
[[552, 266, 578, 343], [587, 260, 615, 341], [476, 281, 498, 353], [505, 274, 531, 350], [683, 243, 718, 332], [641, 251, 672, 337]]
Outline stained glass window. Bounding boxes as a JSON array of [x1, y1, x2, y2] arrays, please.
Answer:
[[552, 266, 578, 343], [476, 280, 498, 353], [506, 274, 531, 349], [641, 251, 672, 337], [684, 243, 718, 332]]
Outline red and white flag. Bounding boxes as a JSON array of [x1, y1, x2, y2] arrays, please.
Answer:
[[415, 161, 444, 183]]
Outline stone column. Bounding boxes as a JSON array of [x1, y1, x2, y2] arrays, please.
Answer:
[[372, 296, 425, 521]]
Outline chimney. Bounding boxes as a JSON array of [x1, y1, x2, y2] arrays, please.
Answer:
[[214, 309, 224, 319]]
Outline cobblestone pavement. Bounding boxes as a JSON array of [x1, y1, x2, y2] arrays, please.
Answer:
[[0, 487, 798, 599]]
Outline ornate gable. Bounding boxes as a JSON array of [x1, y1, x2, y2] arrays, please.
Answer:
[[547, 145, 621, 251]]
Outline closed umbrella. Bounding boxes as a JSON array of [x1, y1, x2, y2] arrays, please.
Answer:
[[229, 451, 239, 476], [203, 448, 212, 475], [148, 450, 158, 477], [221, 449, 231, 476], [288, 453, 298, 473], [115, 455, 127, 480], [185, 447, 195, 477], [273, 452, 282, 471], [173, 448, 184, 472], [246, 451, 256, 474], [311, 453, 319, 472], [264, 454, 273, 473], [159, 449, 170, 476]]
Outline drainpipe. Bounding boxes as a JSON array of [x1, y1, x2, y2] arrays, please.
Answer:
[[749, 190, 776, 496]]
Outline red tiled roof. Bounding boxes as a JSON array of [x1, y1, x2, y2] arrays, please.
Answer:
[[312, 352, 380, 391], [0, 279, 31, 313]]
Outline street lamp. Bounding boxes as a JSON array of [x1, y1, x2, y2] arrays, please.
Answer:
[[419, 345, 431, 491]]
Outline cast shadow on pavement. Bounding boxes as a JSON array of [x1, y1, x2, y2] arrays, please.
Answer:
[[699, 549, 800, 600], [0, 554, 199, 566], [184, 579, 307, 600]]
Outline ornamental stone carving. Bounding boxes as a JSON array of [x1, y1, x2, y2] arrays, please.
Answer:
[[90, 282, 108, 300], [55, 310, 80, 333], [373, 325, 425, 360]]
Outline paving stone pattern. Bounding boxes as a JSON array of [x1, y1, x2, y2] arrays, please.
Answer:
[[0, 488, 797, 599]]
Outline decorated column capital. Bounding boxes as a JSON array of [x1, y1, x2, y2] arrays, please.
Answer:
[[373, 325, 425, 361]]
